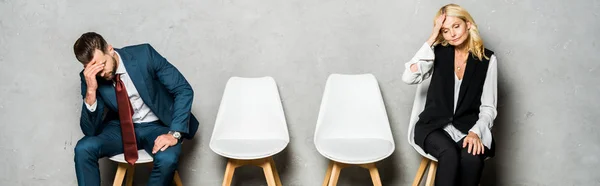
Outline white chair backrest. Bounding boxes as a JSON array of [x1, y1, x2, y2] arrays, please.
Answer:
[[210, 76, 289, 143], [314, 74, 394, 143], [407, 76, 438, 161]]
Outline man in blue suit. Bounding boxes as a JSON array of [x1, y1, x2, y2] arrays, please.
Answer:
[[72, 32, 199, 186]]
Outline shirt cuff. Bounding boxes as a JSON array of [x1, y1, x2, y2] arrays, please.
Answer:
[[469, 121, 493, 148], [469, 121, 487, 138], [85, 100, 97, 112]]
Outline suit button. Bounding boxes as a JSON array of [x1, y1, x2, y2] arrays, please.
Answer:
[[449, 117, 453, 122]]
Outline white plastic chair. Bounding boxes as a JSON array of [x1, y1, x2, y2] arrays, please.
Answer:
[[210, 76, 289, 186], [108, 150, 182, 186], [314, 74, 395, 186]]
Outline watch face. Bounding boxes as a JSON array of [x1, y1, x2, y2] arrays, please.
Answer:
[[173, 132, 181, 139]]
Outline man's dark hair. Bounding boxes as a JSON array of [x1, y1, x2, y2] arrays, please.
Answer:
[[73, 32, 108, 64]]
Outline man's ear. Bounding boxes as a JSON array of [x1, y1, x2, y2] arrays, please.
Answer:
[[107, 45, 115, 54]]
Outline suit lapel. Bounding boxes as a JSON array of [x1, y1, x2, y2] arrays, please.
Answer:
[[98, 81, 118, 110], [117, 49, 155, 109]]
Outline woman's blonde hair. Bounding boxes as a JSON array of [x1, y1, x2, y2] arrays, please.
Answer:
[[434, 4, 489, 60]]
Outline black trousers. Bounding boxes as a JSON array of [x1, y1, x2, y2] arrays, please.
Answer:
[[423, 129, 490, 186]]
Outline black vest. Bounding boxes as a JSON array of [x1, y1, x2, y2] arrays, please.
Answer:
[[414, 45, 495, 150]]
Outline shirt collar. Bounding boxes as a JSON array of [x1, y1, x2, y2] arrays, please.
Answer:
[[114, 51, 126, 75]]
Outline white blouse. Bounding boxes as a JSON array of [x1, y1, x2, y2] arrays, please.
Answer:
[[402, 42, 498, 149]]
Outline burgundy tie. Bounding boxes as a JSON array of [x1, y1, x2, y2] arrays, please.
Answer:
[[115, 74, 138, 165]]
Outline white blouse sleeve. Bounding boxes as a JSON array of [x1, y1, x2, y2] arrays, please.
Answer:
[[401, 43, 436, 84], [469, 54, 498, 148]]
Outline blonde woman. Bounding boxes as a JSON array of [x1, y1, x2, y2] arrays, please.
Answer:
[[402, 4, 497, 185]]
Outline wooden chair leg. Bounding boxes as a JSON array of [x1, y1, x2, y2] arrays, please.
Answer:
[[321, 161, 334, 186], [220, 157, 284, 186], [412, 157, 430, 186], [113, 163, 128, 186], [261, 158, 277, 186], [268, 157, 283, 186], [125, 164, 135, 186], [327, 161, 346, 186], [365, 163, 382, 186], [324, 161, 385, 186], [113, 162, 184, 186], [425, 161, 437, 186], [173, 171, 183, 186], [222, 159, 238, 186]]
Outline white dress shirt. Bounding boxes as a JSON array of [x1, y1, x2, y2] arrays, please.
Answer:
[[85, 51, 159, 124], [402, 42, 498, 149]]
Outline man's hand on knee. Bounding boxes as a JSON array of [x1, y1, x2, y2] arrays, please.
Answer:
[[152, 134, 178, 154]]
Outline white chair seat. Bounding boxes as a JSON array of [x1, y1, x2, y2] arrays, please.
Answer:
[[211, 139, 288, 160], [108, 150, 154, 164], [316, 138, 394, 164], [314, 74, 395, 164]]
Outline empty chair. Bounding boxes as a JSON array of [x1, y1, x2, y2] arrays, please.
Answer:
[[210, 76, 289, 186], [314, 74, 395, 186]]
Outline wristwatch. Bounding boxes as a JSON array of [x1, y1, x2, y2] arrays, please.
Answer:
[[168, 131, 182, 140]]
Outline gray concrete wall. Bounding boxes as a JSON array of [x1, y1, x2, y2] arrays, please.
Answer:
[[1, 0, 599, 185]]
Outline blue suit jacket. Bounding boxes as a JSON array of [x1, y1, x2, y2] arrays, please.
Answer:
[[79, 44, 199, 139]]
